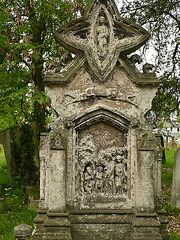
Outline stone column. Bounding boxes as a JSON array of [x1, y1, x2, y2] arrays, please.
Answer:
[[42, 130, 72, 240], [49, 149, 66, 211], [136, 149, 155, 212], [171, 147, 180, 208], [133, 127, 162, 240], [156, 156, 163, 209], [32, 132, 49, 240]]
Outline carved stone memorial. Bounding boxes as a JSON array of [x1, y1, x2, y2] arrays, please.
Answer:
[[171, 147, 180, 208], [32, 0, 170, 239]]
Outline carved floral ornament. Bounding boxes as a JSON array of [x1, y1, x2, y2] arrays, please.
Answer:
[[54, 0, 150, 82]]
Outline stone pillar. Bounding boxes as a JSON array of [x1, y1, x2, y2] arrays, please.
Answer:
[[42, 130, 71, 240], [134, 127, 162, 239], [14, 224, 32, 240], [136, 148, 155, 212], [171, 147, 180, 207], [156, 156, 163, 209], [32, 132, 49, 240]]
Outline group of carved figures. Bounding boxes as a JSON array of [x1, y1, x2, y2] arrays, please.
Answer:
[[76, 134, 128, 196]]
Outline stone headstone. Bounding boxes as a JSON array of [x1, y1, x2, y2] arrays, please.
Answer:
[[171, 147, 180, 208], [32, 0, 170, 239], [169, 140, 177, 149], [155, 134, 166, 164]]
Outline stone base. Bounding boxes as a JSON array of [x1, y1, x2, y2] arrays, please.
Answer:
[[133, 212, 162, 240], [42, 212, 72, 240], [32, 210, 170, 240], [69, 210, 134, 240], [158, 210, 171, 240], [32, 209, 48, 240]]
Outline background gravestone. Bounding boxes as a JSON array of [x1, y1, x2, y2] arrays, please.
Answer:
[[171, 147, 180, 208], [32, 0, 170, 239]]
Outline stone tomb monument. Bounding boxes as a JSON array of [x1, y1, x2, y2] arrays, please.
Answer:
[[171, 147, 180, 208], [32, 0, 170, 239]]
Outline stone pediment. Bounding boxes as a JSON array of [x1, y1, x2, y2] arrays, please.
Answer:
[[44, 54, 160, 86], [118, 56, 160, 86], [54, 0, 150, 82]]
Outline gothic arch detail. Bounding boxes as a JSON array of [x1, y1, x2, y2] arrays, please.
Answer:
[[71, 109, 131, 204]]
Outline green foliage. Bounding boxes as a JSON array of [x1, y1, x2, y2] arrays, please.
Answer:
[[0, 0, 91, 132], [161, 149, 180, 238], [0, 152, 10, 198], [121, 0, 180, 120], [163, 149, 176, 169], [0, 186, 27, 213], [0, 149, 36, 239], [171, 232, 180, 240], [161, 171, 173, 185], [9, 124, 38, 185], [0, 209, 36, 240]]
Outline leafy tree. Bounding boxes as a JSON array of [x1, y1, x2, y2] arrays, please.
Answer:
[[0, 0, 87, 179], [121, 0, 180, 122], [0, 0, 74, 131], [0, 0, 89, 129]]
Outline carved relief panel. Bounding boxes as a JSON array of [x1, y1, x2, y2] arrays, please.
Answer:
[[73, 121, 129, 205], [54, 0, 150, 82]]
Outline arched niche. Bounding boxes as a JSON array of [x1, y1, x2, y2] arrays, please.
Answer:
[[67, 109, 133, 209]]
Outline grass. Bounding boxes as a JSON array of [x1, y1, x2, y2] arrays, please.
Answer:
[[0, 146, 180, 239], [0, 146, 36, 239], [162, 148, 180, 239]]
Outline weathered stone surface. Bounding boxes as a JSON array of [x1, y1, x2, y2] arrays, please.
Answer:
[[32, 0, 170, 239], [171, 147, 180, 207], [32, 209, 48, 240], [54, 0, 150, 82], [14, 224, 32, 239]]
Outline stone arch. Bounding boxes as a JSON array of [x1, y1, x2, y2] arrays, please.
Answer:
[[67, 108, 132, 209]]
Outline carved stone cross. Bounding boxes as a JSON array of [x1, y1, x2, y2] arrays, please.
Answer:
[[54, 0, 150, 81]]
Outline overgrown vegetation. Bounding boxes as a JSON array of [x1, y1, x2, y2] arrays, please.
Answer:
[[9, 124, 39, 185], [0, 147, 36, 240], [0, 147, 180, 239]]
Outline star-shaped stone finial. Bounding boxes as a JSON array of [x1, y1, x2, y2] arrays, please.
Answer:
[[54, 0, 150, 82]]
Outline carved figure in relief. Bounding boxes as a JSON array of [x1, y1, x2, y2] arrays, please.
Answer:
[[76, 131, 128, 197], [101, 151, 115, 195], [114, 151, 125, 194], [130, 54, 142, 65], [83, 163, 94, 193], [96, 16, 109, 58], [95, 164, 105, 193], [78, 134, 95, 165], [143, 63, 155, 74]]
